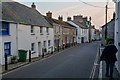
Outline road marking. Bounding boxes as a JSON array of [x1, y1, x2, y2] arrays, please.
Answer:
[[98, 47, 103, 80], [89, 44, 100, 80], [2, 45, 78, 76]]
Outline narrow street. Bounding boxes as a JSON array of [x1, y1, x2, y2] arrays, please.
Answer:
[[3, 41, 100, 78]]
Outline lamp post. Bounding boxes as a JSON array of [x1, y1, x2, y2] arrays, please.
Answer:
[[105, 4, 108, 39]]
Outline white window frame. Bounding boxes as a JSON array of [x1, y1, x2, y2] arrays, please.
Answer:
[[40, 27, 43, 34], [46, 27, 49, 34], [43, 41, 46, 48], [48, 40, 51, 47], [31, 43, 35, 52], [31, 25, 34, 34]]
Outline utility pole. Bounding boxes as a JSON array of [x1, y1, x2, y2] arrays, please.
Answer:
[[89, 17, 91, 43], [105, 1, 108, 39]]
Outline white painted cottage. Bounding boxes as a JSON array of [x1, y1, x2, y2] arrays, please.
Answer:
[[0, 2, 54, 65], [67, 17, 89, 43]]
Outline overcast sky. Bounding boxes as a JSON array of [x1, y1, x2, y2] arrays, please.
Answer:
[[12, 0, 115, 29]]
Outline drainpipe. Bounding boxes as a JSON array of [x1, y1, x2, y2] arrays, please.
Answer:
[[16, 23, 18, 57]]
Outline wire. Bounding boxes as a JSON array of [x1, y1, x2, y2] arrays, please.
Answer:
[[79, 0, 114, 9]]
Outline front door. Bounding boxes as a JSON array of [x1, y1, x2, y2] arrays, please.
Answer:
[[38, 42, 41, 56], [65, 37, 67, 44]]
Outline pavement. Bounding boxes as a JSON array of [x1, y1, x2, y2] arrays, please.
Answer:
[[2, 44, 77, 74], [99, 46, 120, 80], [2, 41, 100, 79]]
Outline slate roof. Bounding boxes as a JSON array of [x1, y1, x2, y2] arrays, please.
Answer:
[[71, 20, 88, 29], [101, 18, 115, 28], [2, 2, 52, 27], [43, 16, 76, 28], [43, 16, 59, 26]]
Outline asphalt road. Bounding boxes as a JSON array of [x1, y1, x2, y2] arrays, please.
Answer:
[[3, 41, 100, 78]]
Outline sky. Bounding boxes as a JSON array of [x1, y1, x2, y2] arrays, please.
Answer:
[[12, 0, 115, 29]]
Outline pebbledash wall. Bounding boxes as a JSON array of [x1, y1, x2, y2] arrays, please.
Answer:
[[0, 22, 54, 65]]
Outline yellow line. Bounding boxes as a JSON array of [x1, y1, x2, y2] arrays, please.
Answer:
[[89, 65, 95, 80], [1, 2, 24, 22], [89, 45, 99, 80], [92, 65, 96, 80]]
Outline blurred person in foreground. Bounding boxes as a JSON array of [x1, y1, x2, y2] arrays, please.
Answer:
[[100, 41, 118, 78]]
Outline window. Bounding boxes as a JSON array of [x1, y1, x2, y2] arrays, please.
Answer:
[[44, 41, 46, 48], [40, 27, 43, 33], [48, 40, 51, 46], [46, 27, 49, 34], [4, 42, 11, 56], [0, 22, 9, 35], [59, 27, 60, 33], [31, 25, 34, 33], [54, 27, 56, 34], [31, 43, 35, 51], [71, 29, 73, 34]]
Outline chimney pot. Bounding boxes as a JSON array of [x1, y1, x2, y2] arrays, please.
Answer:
[[31, 2, 36, 9], [67, 17, 71, 21], [46, 11, 52, 18]]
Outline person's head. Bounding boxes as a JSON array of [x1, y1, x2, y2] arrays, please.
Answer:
[[108, 41, 113, 44]]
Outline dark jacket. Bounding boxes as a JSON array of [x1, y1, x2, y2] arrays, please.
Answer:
[[100, 44, 118, 62]]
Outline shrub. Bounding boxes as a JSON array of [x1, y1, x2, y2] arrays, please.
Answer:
[[44, 48, 47, 52], [11, 56, 17, 60], [105, 38, 114, 45]]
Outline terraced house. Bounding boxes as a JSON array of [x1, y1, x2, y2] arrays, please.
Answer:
[[0, 2, 54, 65], [67, 16, 89, 43], [44, 12, 77, 51]]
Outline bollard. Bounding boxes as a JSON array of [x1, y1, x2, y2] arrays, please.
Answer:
[[42, 52, 44, 58], [42, 53, 44, 58], [62, 45, 64, 50], [51, 47, 53, 54], [58, 45, 59, 52], [29, 50, 31, 62], [5, 53, 8, 70]]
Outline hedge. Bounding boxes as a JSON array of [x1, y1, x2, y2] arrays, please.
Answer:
[[105, 38, 114, 45]]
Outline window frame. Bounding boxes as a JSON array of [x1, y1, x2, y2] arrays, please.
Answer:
[[48, 40, 51, 47], [46, 27, 49, 34], [4, 42, 11, 56], [54, 26, 56, 34], [0, 22, 9, 35], [59, 27, 60, 33], [44, 41, 46, 48], [31, 43, 35, 51], [31, 25, 34, 34], [40, 27, 43, 33]]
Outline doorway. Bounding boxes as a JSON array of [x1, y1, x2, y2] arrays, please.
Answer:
[[38, 42, 41, 56]]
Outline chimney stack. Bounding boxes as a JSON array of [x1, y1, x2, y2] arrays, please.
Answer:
[[46, 11, 52, 18], [31, 2, 36, 9], [113, 12, 115, 19], [67, 17, 71, 21], [58, 16, 63, 21]]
